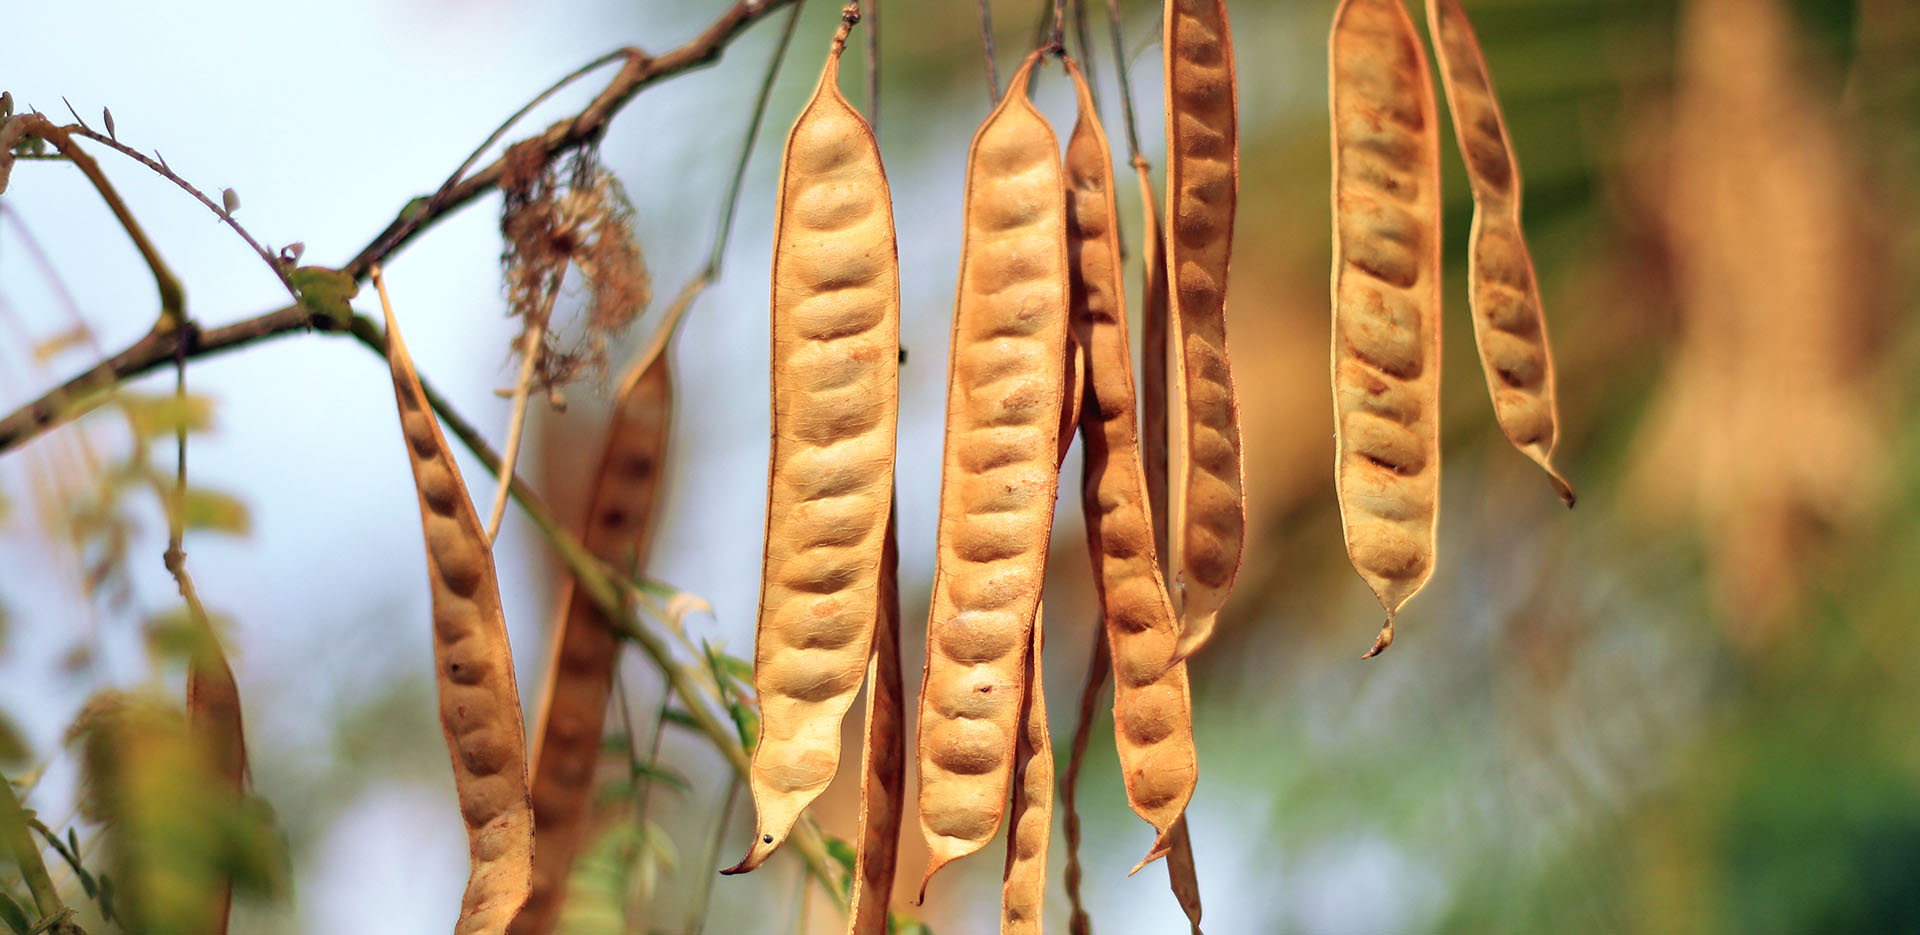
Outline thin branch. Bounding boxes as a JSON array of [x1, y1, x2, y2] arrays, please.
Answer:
[[484, 272, 558, 545], [976, 0, 1001, 103], [864, 0, 881, 134], [63, 125, 297, 300], [706, 0, 807, 280], [1104, 0, 1147, 163], [0, 0, 799, 456], [8, 115, 183, 330], [1, 776, 78, 933]]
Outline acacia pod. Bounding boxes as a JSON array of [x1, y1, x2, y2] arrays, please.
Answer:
[[999, 607, 1052, 935], [1138, 162, 1172, 571], [1065, 60, 1198, 870], [1165, 816, 1203, 934], [380, 284, 534, 935], [847, 507, 906, 935], [186, 634, 245, 935], [1061, 634, 1108, 935], [1329, 0, 1443, 657], [513, 349, 671, 935], [914, 52, 1069, 895], [1425, 0, 1575, 507], [1163, 0, 1246, 662], [729, 23, 902, 875]]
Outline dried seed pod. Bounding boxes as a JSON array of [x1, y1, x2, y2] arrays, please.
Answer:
[[1163, 0, 1246, 661], [1061, 635, 1108, 935], [1425, 0, 1574, 507], [1329, 0, 1443, 657], [513, 349, 671, 935], [914, 52, 1069, 895], [378, 273, 534, 935], [730, 22, 901, 875], [999, 607, 1052, 935], [1165, 816, 1202, 934], [186, 634, 245, 935], [1064, 59, 1198, 869], [847, 508, 905, 935]]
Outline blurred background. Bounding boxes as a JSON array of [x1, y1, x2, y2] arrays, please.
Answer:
[[3, 0, 1917, 932]]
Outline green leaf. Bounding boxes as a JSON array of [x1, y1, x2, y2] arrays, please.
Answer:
[[0, 891, 31, 935], [0, 708, 27, 768], [117, 392, 213, 439], [889, 915, 934, 935], [290, 266, 359, 330], [726, 701, 759, 755], [179, 487, 251, 536], [660, 708, 699, 730], [825, 835, 856, 877]]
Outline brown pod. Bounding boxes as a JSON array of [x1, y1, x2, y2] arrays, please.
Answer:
[[1163, 0, 1246, 661], [1065, 59, 1198, 869], [914, 52, 1070, 896], [731, 20, 902, 875], [378, 275, 535, 935], [1328, 0, 1443, 657], [998, 606, 1053, 934], [847, 507, 906, 935], [187, 637, 245, 935], [1061, 634, 1109, 935], [1425, 0, 1574, 506], [1165, 816, 1203, 933], [513, 349, 671, 935]]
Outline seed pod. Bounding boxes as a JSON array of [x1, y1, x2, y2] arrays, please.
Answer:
[[1425, 0, 1574, 507], [1163, 0, 1246, 662], [513, 348, 671, 935], [730, 21, 901, 875], [914, 51, 1069, 896], [1061, 634, 1108, 935], [1329, 0, 1443, 657], [186, 633, 245, 935], [999, 607, 1052, 935], [378, 273, 534, 935], [1165, 816, 1202, 934], [847, 507, 905, 935], [1065, 59, 1198, 869]]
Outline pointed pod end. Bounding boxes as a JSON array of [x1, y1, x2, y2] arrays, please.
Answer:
[[718, 831, 781, 876], [1550, 471, 1577, 509], [1361, 618, 1394, 660], [1128, 830, 1176, 876]]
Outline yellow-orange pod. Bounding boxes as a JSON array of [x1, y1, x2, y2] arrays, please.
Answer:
[[914, 52, 1069, 895], [1064, 59, 1198, 868], [1329, 0, 1443, 656], [378, 274, 535, 935], [1426, 0, 1575, 506], [1163, 0, 1246, 661], [731, 22, 902, 874]]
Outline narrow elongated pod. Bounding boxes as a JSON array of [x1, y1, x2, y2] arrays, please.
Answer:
[[999, 607, 1052, 934], [1329, 0, 1443, 657], [730, 19, 902, 875], [1064, 59, 1198, 869], [1061, 635, 1108, 935], [377, 273, 534, 935], [847, 506, 906, 935], [1425, 0, 1574, 507], [1163, 0, 1246, 662], [186, 637, 245, 935], [915, 52, 1070, 895], [513, 349, 671, 935]]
